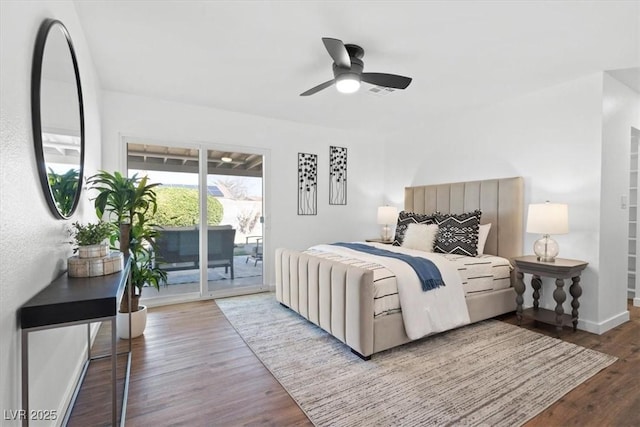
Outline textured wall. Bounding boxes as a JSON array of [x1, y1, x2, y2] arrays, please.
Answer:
[[0, 1, 102, 423]]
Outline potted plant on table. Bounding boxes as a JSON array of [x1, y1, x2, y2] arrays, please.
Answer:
[[69, 220, 112, 258], [67, 220, 124, 278], [87, 170, 167, 338]]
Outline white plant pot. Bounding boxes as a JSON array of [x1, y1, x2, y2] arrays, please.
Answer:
[[117, 305, 147, 339], [78, 243, 109, 259]]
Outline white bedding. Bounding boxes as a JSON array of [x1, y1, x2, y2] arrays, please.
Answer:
[[308, 243, 471, 340], [445, 253, 512, 294]]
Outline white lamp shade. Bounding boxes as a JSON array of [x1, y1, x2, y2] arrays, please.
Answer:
[[526, 202, 569, 234], [377, 206, 398, 225]]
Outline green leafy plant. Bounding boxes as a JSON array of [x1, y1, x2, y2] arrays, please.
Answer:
[[153, 187, 224, 226], [47, 168, 79, 216], [88, 170, 159, 225], [87, 170, 167, 313], [69, 221, 112, 248], [129, 210, 167, 298]]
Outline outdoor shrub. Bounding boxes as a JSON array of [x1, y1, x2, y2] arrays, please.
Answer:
[[154, 187, 223, 226]]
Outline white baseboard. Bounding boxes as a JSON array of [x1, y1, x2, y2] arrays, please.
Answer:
[[634, 297, 640, 307], [578, 310, 630, 335]]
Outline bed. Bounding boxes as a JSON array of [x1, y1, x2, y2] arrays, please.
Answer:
[[275, 177, 523, 359]]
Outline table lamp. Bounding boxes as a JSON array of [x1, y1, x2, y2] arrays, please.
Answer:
[[377, 206, 398, 242], [526, 202, 569, 262]]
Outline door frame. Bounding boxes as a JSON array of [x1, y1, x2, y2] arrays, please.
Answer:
[[120, 134, 271, 305]]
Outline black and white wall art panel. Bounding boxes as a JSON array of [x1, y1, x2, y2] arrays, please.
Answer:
[[298, 152, 317, 215], [329, 146, 347, 205]]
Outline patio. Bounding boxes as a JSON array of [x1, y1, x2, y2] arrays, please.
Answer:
[[141, 254, 263, 299]]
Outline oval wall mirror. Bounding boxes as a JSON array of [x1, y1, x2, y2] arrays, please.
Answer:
[[32, 19, 85, 219]]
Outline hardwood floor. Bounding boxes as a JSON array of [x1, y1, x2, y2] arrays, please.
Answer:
[[68, 300, 311, 427], [69, 299, 639, 426], [498, 301, 640, 427]]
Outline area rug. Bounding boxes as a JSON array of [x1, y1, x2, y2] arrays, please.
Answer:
[[216, 293, 617, 427]]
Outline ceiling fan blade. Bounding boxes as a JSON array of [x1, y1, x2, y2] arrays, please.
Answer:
[[361, 73, 412, 89], [322, 38, 351, 68], [300, 79, 336, 96]]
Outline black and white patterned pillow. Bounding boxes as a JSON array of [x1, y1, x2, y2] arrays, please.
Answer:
[[434, 210, 482, 256], [393, 211, 438, 246]]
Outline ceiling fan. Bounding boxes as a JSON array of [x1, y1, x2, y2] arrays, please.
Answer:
[[300, 37, 412, 96]]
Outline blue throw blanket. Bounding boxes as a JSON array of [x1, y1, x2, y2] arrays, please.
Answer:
[[331, 242, 445, 291]]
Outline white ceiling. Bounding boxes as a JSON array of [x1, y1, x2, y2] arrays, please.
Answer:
[[73, 1, 639, 135]]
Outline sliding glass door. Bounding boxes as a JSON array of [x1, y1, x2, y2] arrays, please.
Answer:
[[206, 149, 264, 295], [126, 140, 265, 304]]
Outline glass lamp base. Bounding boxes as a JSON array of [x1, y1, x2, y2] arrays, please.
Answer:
[[380, 225, 392, 242], [533, 234, 559, 262]]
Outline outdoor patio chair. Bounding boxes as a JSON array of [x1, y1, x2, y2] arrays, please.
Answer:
[[245, 235, 262, 266]]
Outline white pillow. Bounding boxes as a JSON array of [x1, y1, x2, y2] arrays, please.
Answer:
[[401, 223, 439, 252], [477, 223, 492, 255]]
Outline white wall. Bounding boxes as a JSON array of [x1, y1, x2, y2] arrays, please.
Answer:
[[0, 1, 102, 424], [41, 80, 81, 133], [1, 4, 634, 421], [100, 91, 385, 285], [382, 74, 614, 332], [601, 73, 640, 318]]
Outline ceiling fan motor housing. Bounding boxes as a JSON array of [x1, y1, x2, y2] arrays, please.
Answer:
[[333, 57, 363, 78], [344, 43, 365, 59]]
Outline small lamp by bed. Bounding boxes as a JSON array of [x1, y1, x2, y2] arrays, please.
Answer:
[[377, 206, 398, 242], [526, 201, 569, 262]]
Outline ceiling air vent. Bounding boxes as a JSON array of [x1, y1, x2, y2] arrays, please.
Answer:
[[367, 85, 396, 97]]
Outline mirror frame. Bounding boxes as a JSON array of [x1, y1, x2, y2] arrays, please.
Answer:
[[31, 18, 85, 219]]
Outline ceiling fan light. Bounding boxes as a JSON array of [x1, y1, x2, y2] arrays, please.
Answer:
[[336, 74, 361, 94]]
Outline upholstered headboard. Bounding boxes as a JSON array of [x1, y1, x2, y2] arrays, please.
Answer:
[[404, 177, 524, 261]]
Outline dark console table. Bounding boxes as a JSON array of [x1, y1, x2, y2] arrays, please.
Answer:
[[20, 256, 131, 426]]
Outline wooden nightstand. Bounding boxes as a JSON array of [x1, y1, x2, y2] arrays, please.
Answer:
[[513, 255, 588, 333], [365, 238, 394, 244]]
